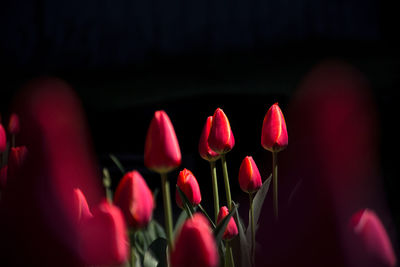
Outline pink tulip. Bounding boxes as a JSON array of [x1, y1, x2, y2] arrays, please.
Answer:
[[217, 206, 238, 240], [114, 170, 154, 228], [8, 113, 20, 135], [175, 168, 202, 208], [7, 146, 28, 179], [171, 213, 219, 267], [199, 116, 220, 161], [238, 156, 262, 193], [144, 110, 181, 173], [0, 124, 6, 152], [208, 108, 235, 154], [72, 188, 93, 223], [80, 200, 129, 266], [261, 103, 288, 152]]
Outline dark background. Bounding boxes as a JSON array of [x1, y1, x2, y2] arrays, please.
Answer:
[[1, 0, 399, 263]]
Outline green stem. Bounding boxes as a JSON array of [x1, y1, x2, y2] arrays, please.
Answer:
[[130, 231, 136, 267], [272, 151, 278, 221], [210, 161, 220, 223], [225, 241, 235, 267], [160, 172, 174, 250], [250, 193, 255, 267], [221, 154, 232, 210]]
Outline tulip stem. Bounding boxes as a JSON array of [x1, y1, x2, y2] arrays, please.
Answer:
[[160, 172, 174, 250], [272, 151, 278, 221], [130, 231, 136, 267], [210, 161, 220, 223], [221, 154, 232, 210], [225, 241, 235, 267], [249, 193, 255, 266]]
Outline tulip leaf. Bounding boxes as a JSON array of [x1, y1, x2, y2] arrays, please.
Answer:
[[109, 153, 125, 174], [176, 185, 195, 218], [234, 208, 251, 267], [246, 175, 271, 244], [214, 203, 238, 245], [143, 238, 168, 267], [198, 204, 216, 229], [173, 210, 188, 236]]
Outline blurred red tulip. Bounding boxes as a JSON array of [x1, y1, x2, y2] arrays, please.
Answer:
[[217, 206, 238, 240], [73, 188, 93, 223], [80, 200, 129, 266], [0, 124, 6, 152], [8, 113, 20, 135], [114, 170, 154, 229], [144, 110, 181, 174], [261, 103, 288, 152], [199, 116, 220, 161], [0, 165, 7, 190], [171, 213, 219, 267], [208, 108, 235, 154], [349, 209, 396, 267], [7, 146, 28, 179], [175, 168, 202, 208], [238, 156, 262, 193]]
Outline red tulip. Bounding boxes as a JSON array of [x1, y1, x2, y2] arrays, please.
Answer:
[[144, 110, 181, 173], [175, 168, 202, 208], [199, 116, 220, 161], [73, 188, 93, 223], [349, 209, 396, 267], [113, 170, 154, 229], [7, 146, 28, 179], [80, 200, 129, 266], [8, 113, 20, 135], [208, 108, 235, 154], [0, 124, 6, 152], [238, 156, 262, 193], [171, 213, 219, 267], [0, 165, 7, 190], [217, 206, 238, 240], [261, 103, 288, 152]]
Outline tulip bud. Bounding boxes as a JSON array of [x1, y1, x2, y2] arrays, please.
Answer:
[[8, 113, 20, 135], [7, 146, 28, 179], [73, 188, 93, 223], [80, 200, 129, 266], [349, 209, 396, 267], [175, 168, 202, 208], [208, 108, 235, 154], [144, 110, 181, 174], [0, 124, 6, 152], [261, 103, 288, 152], [238, 156, 262, 193], [199, 116, 220, 161], [0, 165, 7, 190], [114, 170, 154, 229], [217, 206, 238, 241], [171, 213, 219, 267]]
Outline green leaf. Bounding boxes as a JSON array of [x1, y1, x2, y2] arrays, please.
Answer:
[[198, 204, 216, 229], [213, 203, 238, 244], [109, 153, 126, 174], [143, 238, 168, 267], [234, 204, 251, 267], [173, 210, 188, 236], [246, 175, 272, 243], [176, 185, 195, 218]]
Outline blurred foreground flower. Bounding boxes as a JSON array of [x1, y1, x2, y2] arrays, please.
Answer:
[[175, 168, 201, 208], [73, 188, 92, 223], [0, 124, 6, 152], [217, 206, 238, 241], [8, 113, 20, 135], [7, 146, 28, 180], [114, 170, 154, 229], [171, 213, 219, 267]]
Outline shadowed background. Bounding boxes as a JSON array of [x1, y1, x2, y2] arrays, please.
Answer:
[[0, 0, 399, 265]]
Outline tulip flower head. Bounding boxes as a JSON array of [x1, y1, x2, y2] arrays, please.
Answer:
[[114, 170, 154, 229], [199, 116, 220, 161], [7, 146, 28, 179], [261, 103, 288, 152], [175, 168, 202, 208], [171, 213, 219, 267], [8, 113, 20, 135], [0, 124, 6, 152], [238, 156, 262, 193], [208, 108, 235, 154], [73, 188, 93, 223], [80, 200, 129, 266], [349, 209, 396, 267], [144, 110, 181, 174], [217, 206, 238, 241]]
